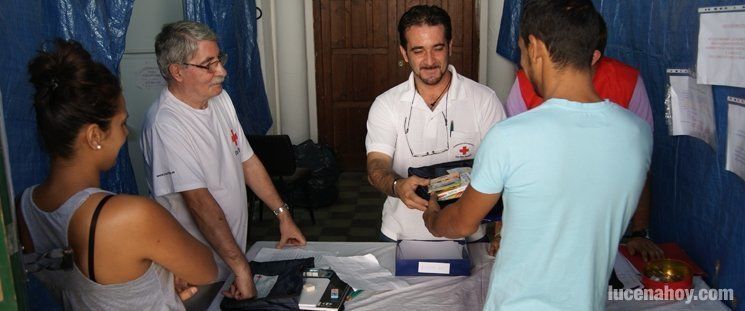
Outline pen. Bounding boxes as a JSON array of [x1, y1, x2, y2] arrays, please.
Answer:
[[449, 121, 454, 136]]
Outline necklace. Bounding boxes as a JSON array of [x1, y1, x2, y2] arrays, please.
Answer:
[[417, 74, 452, 109]]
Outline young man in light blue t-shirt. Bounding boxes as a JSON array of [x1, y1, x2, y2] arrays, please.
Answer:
[[422, 0, 653, 309]]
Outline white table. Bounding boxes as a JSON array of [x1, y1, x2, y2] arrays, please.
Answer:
[[208, 241, 492, 311], [208, 241, 730, 311]]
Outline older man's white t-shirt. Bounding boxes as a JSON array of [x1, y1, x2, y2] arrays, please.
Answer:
[[141, 88, 252, 280]]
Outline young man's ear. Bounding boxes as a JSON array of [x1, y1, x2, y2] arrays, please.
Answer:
[[527, 35, 544, 66], [591, 50, 602, 66], [448, 40, 453, 57], [399, 45, 409, 63]]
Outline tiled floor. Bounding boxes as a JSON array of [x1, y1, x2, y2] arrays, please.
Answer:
[[248, 172, 498, 246], [248, 172, 386, 243]]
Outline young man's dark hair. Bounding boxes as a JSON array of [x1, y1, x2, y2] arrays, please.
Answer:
[[519, 0, 603, 70], [596, 14, 608, 54], [397, 5, 452, 48]]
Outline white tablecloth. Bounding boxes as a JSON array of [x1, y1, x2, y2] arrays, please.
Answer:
[[208, 241, 729, 311]]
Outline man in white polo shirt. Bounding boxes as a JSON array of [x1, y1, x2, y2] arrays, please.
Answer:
[[365, 5, 505, 241]]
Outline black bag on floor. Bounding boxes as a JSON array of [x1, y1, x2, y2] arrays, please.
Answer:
[[220, 257, 315, 310], [293, 140, 340, 207]]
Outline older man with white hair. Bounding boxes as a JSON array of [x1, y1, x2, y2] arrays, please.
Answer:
[[140, 21, 306, 304]]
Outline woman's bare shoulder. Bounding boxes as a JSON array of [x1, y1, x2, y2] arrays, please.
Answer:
[[97, 194, 173, 226]]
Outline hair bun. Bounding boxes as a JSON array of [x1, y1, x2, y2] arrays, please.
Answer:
[[49, 77, 59, 90], [27, 38, 122, 158], [29, 39, 92, 109]]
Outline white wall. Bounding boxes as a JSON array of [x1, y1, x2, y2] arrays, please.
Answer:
[[275, 1, 311, 143], [120, 0, 183, 195], [255, 0, 279, 135], [255, 0, 317, 142], [482, 0, 517, 101]]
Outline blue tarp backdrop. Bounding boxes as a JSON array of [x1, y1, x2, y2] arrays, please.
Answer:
[[0, 1, 137, 309], [184, 0, 273, 135], [0, 0, 138, 197], [0, 0, 270, 307], [498, 1, 745, 309]]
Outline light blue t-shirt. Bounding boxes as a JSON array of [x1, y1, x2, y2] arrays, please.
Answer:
[[472, 98, 652, 311]]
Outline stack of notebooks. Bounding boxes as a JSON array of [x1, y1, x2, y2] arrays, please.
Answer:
[[299, 269, 352, 311], [428, 167, 471, 201], [408, 159, 502, 223]]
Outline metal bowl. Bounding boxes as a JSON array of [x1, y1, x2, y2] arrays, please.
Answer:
[[642, 258, 693, 291]]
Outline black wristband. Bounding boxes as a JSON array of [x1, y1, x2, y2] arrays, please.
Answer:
[[628, 228, 649, 239]]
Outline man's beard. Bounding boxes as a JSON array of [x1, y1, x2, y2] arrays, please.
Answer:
[[418, 65, 445, 85]]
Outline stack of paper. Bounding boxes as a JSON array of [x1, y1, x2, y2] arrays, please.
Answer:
[[323, 254, 408, 291], [612, 253, 643, 289]]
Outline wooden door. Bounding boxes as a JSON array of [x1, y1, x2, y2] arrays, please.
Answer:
[[314, 0, 478, 171]]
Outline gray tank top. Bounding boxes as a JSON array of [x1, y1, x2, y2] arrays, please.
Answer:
[[21, 186, 185, 310]]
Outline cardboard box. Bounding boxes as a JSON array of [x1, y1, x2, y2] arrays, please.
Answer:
[[395, 240, 471, 276]]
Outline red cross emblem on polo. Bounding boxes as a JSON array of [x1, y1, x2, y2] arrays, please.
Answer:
[[459, 145, 470, 155]]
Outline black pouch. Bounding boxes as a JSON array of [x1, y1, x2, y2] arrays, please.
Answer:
[[408, 159, 502, 223], [220, 257, 315, 310]]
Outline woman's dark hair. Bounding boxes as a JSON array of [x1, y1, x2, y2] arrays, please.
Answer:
[[519, 0, 603, 71], [28, 39, 121, 159], [398, 5, 452, 48]]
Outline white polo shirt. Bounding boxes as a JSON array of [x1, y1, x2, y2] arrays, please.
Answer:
[[365, 65, 506, 241]]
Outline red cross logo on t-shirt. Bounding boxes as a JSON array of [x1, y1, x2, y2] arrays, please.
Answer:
[[459, 145, 470, 155], [230, 129, 238, 146]]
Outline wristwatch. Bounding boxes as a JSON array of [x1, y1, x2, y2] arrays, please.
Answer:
[[273, 203, 290, 216], [628, 228, 649, 239], [392, 177, 403, 197]]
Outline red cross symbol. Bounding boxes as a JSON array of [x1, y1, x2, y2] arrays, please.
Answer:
[[459, 145, 470, 155], [230, 129, 238, 146]]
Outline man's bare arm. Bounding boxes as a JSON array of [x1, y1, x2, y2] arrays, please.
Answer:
[[242, 155, 283, 210], [424, 186, 500, 238], [625, 176, 663, 261], [367, 152, 429, 210], [180, 188, 256, 299], [366, 152, 398, 197], [242, 155, 306, 248]]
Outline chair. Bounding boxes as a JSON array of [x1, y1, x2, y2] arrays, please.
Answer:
[[245, 135, 314, 228]]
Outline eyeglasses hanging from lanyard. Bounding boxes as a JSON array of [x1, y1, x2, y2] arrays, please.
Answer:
[[404, 81, 451, 157]]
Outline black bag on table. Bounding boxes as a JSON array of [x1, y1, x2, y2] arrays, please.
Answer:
[[408, 159, 502, 223], [220, 257, 315, 310]]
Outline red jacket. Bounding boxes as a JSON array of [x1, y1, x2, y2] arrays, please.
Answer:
[[517, 57, 639, 110]]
